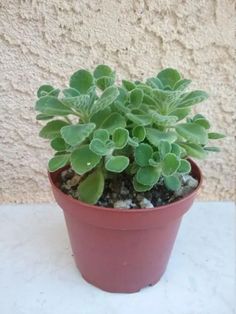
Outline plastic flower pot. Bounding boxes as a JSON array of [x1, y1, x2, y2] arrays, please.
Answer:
[[49, 159, 202, 293]]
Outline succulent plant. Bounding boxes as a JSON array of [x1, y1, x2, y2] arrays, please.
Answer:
[[35, 65, 225, 204]]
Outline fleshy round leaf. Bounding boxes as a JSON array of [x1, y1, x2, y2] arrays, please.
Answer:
[[37, 85, 60, 98], [96, 77, 115, 90], [39, 120, 69, 139], [194, 118, 210, 129], [164, 175, 181, 191], [159, 140, 171, 159], [171, 143, 182, 157], [94, 64, 114, 79], [78, 169, 104, 204], [112, 128, 129, 149], [208, 132, 225, 139], [135, 143, 153, 167], [133, 176, 153, 192], [126, 113, 152, 126], [157, 68, 181, 89], [50, 137, 68, 151], [92, 86, 119, 114], [61, 123, 95, 146], [69, 69, 94, 94], [62, 88, 80, 97], [93, 129, 110, 142], [130, 88, 144, 106], [175, 123, 208, 145], [36, 96, 73, 116], [180, 143, 207, 159], [162, 153, 180, 176], [136, 166, 161, 186], [177, 91, 208, 108], [146, 128, 177, 146], [122, 80, 136, 91], [173, 79, 191, 91], [71, 145, 101, 175], [132, 126, 146, 142], [105, 156, 129, 173], [89, 138, 110, 156], [101, 113, 126, 134], [48, 154, 70, 172], [178, 159, 191, 174]]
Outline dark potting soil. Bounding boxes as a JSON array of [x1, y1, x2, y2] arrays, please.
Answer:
[[59, 168, 198, 209]]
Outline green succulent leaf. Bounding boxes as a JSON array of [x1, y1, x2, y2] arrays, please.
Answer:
[[204, 146, 221, 152], [135, 143, 153, 167], [50, 137, 68, 151], [69, 69, 94, 94], [208, 132, 225, 139], [164, 175, 181, 191], [36, 114, 54, 120], [92, 86, 119, 115], [162, 153, 180, 176], [133, 176, 153, 192], [96, 77, 115, 90], [180, 143, 207, 159], [126, 113, 152, 126], [159, 140, 171, 159], [37, 85, 60, 98], [177, 91, 208, 108], [132, 126, 146, 142], [146, 128, 177, 146], [71, 145, 101, 175], [127, 137, 139, 147], [94, 64, 114, 79], [101, 112, 126, 134], [146, 77, 164, 89], [105, 156, 129, 173], [193, 115, 210, 129], [62, 88, 80, 97], [170, 107, 191, 121], [112, 128, 129, 149], [175, 123, 208, 145], [93, 129, 110, 142], [61, 123, 95, 146], [122, 80, 136, 91], [178, 159, 191, 174], [136, 166, 161, 186], [78, 169, 104, 204], [157, 68, 181, 89], [171, 143, 182, 157], [36, 96, 73, 116], [89, 138, 111, 156], [48, 154, 70, 172], [39, 120, 69, 139], [130, 88, 144, 106], [173, 79, 191, 91]]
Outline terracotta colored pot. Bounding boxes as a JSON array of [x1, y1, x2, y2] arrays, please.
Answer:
[[49, 160, 202, 293]]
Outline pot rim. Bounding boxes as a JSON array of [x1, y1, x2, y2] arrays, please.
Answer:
[[48, 158, 202, 214]]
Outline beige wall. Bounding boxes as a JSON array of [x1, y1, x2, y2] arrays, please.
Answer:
[[0, 0, 235, 203]]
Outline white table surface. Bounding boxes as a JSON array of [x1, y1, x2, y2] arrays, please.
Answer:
[[0, 202, 235, 314]]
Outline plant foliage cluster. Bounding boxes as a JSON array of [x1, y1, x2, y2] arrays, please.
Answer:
[[35, 65, 225, 204]]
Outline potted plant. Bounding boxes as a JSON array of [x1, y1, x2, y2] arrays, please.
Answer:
[[35, 65, 225, 293]]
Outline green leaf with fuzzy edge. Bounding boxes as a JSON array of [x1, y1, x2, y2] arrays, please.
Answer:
[[61, 123, 95, 146], [135, 143, 153, 167], [69, 69, 94, 94], [48, 154, 70, 172], [164, 175, 181, 191], [162, 153, 180, 176], [39, 120, 69, 139], [136, 166, 161, 186], [71, 145, 101, 175], [105, 156, 129, 173], [78, 169, 104, 204]]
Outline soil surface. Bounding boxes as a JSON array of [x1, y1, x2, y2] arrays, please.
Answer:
[[59, 168, 198, 209]]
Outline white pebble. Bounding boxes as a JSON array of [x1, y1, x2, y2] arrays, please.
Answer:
[[139, 198, 154, 208]]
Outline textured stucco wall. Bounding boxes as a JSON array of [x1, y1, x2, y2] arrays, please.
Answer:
[[0, 0, 235, 203]]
